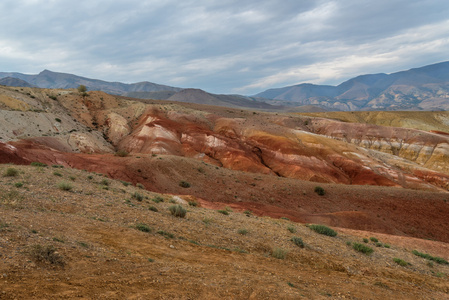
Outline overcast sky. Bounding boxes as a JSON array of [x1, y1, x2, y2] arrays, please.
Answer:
[[1, 0, 448, 95]]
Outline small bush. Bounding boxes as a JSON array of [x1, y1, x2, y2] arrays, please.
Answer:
[[272, 247, 288, 259], [52, 165, 64, 168], [384, 244, 391, 248], [152, 196, 164, 203], [169, 205, 187, 218], [148, 206, 158, 212], [202, 218, 212, 225], [157, 230, 174, 238], [121, 180, 130, 186], [188, 200, 198, 207], [393, 258, 410, 267], [4, 167, 19, 177], [100, 179, 109, 186], [87, 175, 93, 180], [314, 186, 325, 196], [69, 176, 76, 181], [179, 181, 191, 188], [53, 171, 62, 177], [115, 150, 129, 157], [363, 238, 369, 243], [14, 182, 23, 188], [132, 192, 144, 201], [370, 237, 378, 243], [308, 224, 337, 237], [136, 183, 144, 189], [135, 223, 152, 233], [58, 181, 73, 191], [238, 229, 248, 235], [31, 162, 47, 167], [217, 209, 229, 215], [412, 250, 449, 265], [352, 242, 374, 255], [287, 225, 297, 233], [243, 210, 252, 216], [28, 244, 64, 266], [55, 118, 61, 123], [291, 237, 305, 248], [375, 242, 383, 247]]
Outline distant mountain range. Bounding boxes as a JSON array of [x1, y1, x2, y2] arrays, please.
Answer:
[[1, 61, 449, 111], [256, 61, 449, 111]]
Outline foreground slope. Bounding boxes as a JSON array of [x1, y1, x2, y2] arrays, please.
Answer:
[[0, 165, 448, 299]]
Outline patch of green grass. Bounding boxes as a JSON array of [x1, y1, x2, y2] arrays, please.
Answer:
[[120, 180, 130, 186], [308, 224, 337, 237], [384, 244, 391, 248], [57, 181, 73, 191], [352, 242, 374, 255], [169, 205, 187, 218], [238, 229, 248, 235], [69, 176, 76, 181], [52, 165, 64, 168], [363, 238, 369, 243], [393, 258, 410, 266], [291, 237, 305, 248], [152, 196, 164, 203], [115, 150, 129, 157], [202, 218, 213, 225], [136, 183, 144, 189], [412, 250, 448, 265], [52, 237, 64, 243], [243, 210, 252, 216], [30, 162, 47, 167], [87, 175, 93, 180], [188, 200, 198, 207], [14, 182, 24, 188], [157, 230, 174, 239], [148, 258, 155, 262], [148, 205, 158, 212], [135, 223, 152, 233], [100, 179, 109, 186], [53, 171, 63, 177], [370, 237, 379, 243], [77, 242, 89, 248], [217, 209, 229, 215], [272, 247, 288, 259], [287, 225, 297, 233], [4, 167, 19, 177]]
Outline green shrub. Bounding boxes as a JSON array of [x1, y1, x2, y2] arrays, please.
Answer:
[[308, 224, 337, 237], [53, 171, 62, 177], [179, 181, 191, 188], [412, 250, 448, 265], [14, 182, 23, 188], [393, 258, 409, 266], [314, 186, 325, 196], [291, 237, 305, 248], [287, 225, 297, 233], [148, 206, 158, 212], [132, 192, 144, 201], [370, 237, 378, 243], [121, 180, 130, 186], [58, 181, 73, 191], [152, 196, 164, 203], [188, 200, 198, 207], [136, 183, 144, 189], [135, 223, 152, 233], [157, 230, 174, 238], [30, 162, 47, 167], [217, 209, 229, 215], [272, 247, 288, 259], [28, 244, 64, 266], [375, 242, 383, 247], [55, 118, 61, 123], [87, 175, 93, 180], [243, 210, 252, 216], [52, 165, 64, 168], [4, 167, 19, 177], [238, 229, 248, 235], [352, 242, 374, 255], [363, 238, 369, 243], [69, 176, 76, 181], [100, 179, 109, 186], [384, 244, 391, 248], [169, 205, 187, 218]]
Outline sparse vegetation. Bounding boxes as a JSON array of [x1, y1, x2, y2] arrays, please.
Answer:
[[238, 229, 248, 235], [188, 200, 198, 207], [132, 192, 144, 201], [4, 167, 19, 177], [30, 162, 47, 167], [100, 179, 109, 186], [53, 171, 63, 177], [308, 224, 337, 237], [14, 182, 23, 188], [135, 223, 152, 233], [287, 225, 297, 233], [314, 186, 325, 196], [363, 238, 369, 243], [412, 250, 449, 265], [352, 242, 374, 255], [57, 181, 73, 191], [217, 209, 229, 215], [115, 150, 129, 157], [148, 205, 158, 212], [291, 237, 305, 248], [393, 258, 410, 266], [136, 183, 144, 189], [272, 247, 288, 259], [157, 230, 174, 238], [152, 196, 164, 203], [179, 181, 191, 188], [370, 237, 379, 243], [169, 205, 187, 218], [28, 244, 65, 266]]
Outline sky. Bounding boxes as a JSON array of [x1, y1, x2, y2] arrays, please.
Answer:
[[1, 0, 449, 95]]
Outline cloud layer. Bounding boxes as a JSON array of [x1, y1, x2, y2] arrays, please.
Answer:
[[1, 0, 448, 94]]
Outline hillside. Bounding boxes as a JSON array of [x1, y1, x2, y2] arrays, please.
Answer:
[[1, 85, 449, 297], [256, 61, 449, 111], [0, 164, 448, 299]]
